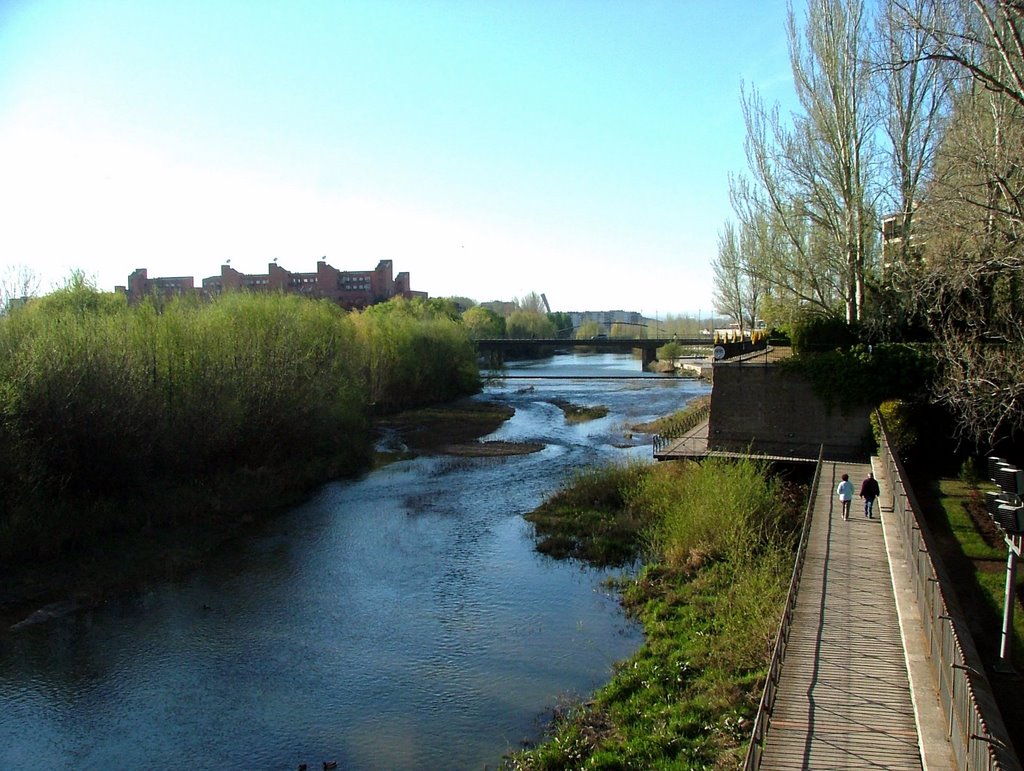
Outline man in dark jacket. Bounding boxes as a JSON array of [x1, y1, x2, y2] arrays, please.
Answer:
[[860, 472, 881, 518]]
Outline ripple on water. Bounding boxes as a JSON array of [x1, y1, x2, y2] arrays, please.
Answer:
[[0, 354, 708, 770]]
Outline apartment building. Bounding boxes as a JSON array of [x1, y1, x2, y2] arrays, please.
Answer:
[[122, 258, 424, 309]]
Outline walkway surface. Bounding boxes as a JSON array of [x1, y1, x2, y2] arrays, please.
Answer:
[[758, 461, 931, 770]]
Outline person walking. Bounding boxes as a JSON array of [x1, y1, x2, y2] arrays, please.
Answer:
[[860, 472, 881, 519], [837, 473, 854, 521]]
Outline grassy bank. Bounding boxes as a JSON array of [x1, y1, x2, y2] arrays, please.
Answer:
[[510, 458, 805, 769], [918, 477, 1024, 659]]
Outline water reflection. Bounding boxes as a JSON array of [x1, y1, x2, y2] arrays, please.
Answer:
[[0, 353, 709, 770]]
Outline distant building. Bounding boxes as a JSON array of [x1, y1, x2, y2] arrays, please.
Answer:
[[123, 258, 425, 309], [479, 300, 518, 317], [568, 310, 646, 334], [881, 209, 923, 276], [124, 269, 196, 301]]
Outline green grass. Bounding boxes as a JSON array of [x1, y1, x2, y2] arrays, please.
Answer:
[[511, 458, 805, 769], [931, 478, 1024, 662], [525, 463, 650, 566], [935, 479, 1003, 560]]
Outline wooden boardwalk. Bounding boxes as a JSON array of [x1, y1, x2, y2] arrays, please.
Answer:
[[758, 461, 924, 770]]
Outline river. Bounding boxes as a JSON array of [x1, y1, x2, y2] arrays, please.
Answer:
[[0, 353, 710, 770]]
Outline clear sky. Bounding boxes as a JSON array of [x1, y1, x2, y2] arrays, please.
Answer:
[[0, 0, 797, 316]]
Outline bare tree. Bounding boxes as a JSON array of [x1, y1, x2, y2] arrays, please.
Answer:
[[874, 0, 955, 270], [892, 0, 1024, 108], [884, 0, 1024, 443], [0, 264, 41, 314], [728, 0, 879, 324], [899, 85, 1024, 442], [713, 220, 768, 332], [713, 223, 748, 331]]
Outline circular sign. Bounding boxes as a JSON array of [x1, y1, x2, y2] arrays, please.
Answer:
[[713, 346, 726, 361]]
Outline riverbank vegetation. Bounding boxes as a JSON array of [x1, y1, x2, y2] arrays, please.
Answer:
[[551, 399, 610, 424], [0, 278, 480, 565], [511, 457, 806, 768]]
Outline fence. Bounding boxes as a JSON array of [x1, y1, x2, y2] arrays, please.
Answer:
[[743, 446, 823, 770], [651, 401, 711, 454], [875, 411, 1019, 771]]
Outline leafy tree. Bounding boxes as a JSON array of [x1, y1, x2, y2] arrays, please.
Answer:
[[609, 322, 641, 338], [461, 306, 505, 339], [506, 310, 555, 339], [574, 320, 603, 339], [547, 311, 573, 338], [417, 297, 462, 320], [515, 291, 548, 314], [35, 270, 126, 317], [445, 296, 477, 311]]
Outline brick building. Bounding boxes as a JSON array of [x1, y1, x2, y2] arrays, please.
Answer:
[[123, 269, 196, 301], [123, 258, 425, 309]]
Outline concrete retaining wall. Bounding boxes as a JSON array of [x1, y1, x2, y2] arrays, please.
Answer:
[[708, 360, 873, 461]]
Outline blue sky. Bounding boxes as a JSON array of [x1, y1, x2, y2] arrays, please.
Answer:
[[0, 0, 796, 316]]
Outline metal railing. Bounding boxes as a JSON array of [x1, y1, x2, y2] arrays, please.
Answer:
[[743, 445, 824, 770], [875, 411, 1020, 771], [651, 402, 711, 454]]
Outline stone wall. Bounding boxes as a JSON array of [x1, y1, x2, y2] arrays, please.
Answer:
[[708, 360, 874, 461]]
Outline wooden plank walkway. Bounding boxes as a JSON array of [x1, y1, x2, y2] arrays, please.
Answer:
[[758, 461, 923, 770]]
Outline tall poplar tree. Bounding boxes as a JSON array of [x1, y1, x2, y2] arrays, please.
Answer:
[[723, 0, 878, 324]]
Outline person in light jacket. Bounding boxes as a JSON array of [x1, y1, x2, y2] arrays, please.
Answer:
[[860, 472, 881, 519], [836, 473, 854, 521]]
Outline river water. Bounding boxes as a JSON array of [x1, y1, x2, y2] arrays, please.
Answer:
[[1, 353, 710, 770]]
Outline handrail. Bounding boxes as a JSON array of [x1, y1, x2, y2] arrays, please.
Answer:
[[743, 444, 824, 770], [651, 402, 711, 453], [875, 411, 1020, 771]]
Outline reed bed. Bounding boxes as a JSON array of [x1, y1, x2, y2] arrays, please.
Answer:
[[0, 281, 479, 561]]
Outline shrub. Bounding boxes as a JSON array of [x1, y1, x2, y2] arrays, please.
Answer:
[[789, 314, 859, 354], [872, 399, 918, 457], [0, 285, 482, 561], [638, 458, 789, 569], [780, 343, 936, 411]]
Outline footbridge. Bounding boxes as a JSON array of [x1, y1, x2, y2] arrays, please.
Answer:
[[657, 413, 1021, 769]]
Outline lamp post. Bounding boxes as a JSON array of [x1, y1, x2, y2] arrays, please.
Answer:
[[986, 457, 1024, 670]]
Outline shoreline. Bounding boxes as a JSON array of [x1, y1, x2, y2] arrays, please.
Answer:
[[1, 397, 519, 630]]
